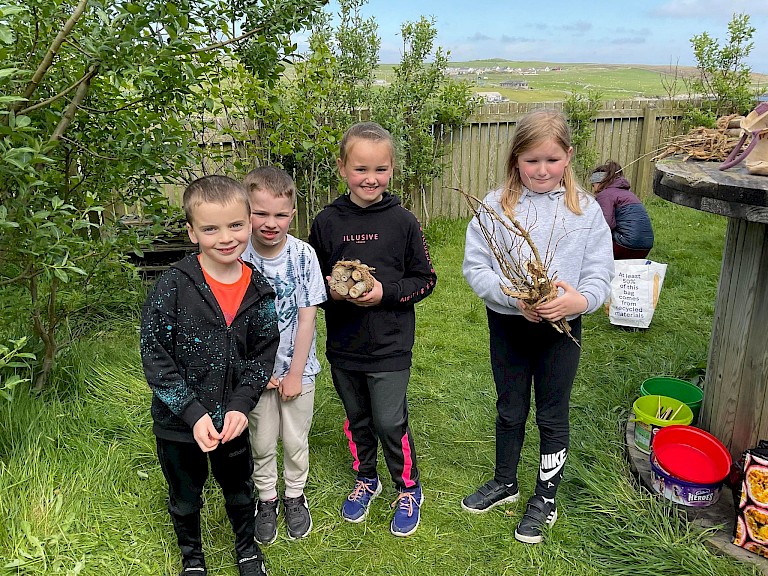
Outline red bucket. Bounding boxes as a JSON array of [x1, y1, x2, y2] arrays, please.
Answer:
[[651, 425, 731, 485]]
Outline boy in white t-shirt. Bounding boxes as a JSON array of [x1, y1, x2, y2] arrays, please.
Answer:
[[241, 167, 327, 544]]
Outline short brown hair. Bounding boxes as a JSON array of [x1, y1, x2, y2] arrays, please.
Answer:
[[243, 166, 297, 202], [183, 175, 250, 224]]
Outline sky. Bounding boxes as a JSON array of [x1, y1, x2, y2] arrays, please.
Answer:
[[319, 0, 768, 73]]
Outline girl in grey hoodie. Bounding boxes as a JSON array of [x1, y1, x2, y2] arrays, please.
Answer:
[[460, 109, 614, 544]]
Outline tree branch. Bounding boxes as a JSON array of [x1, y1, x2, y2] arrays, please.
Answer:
[[60, 135, 118, 161], [18, 69, 94, 115], [49, 63, 99, 145], [78, 96, 148, 114], [0, 263, 35, 286], [12, 0, 88, 115], [189, 25, 265, 55]]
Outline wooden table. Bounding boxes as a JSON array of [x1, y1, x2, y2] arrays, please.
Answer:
[[653, 158, 768, 461]]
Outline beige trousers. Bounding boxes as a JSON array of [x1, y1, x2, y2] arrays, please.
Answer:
[[248, 384, 315, 501]]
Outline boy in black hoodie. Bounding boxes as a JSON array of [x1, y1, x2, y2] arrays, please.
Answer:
[[308, 122, 437, 537], [141, 175, 279, 576]]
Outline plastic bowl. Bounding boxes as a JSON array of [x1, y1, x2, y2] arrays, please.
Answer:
[[649, 452, 722, 507], [651, 425, 731, 485], [640, 376, 703, 424]]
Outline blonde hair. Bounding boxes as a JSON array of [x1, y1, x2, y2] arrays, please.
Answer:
[[183, 175, 249, 225], [243, 166, 297, 202], [339, 121, 395, 165], [501, 109, 583, 217]]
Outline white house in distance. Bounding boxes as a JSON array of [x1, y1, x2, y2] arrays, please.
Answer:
[[477, 91, 505, 103]]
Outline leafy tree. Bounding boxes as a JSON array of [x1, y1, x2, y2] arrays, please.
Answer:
[[689, 12, 756, 116], [0, 0, 321, 390], [332, 0, 380, 114], [371, 17, 476, 212], [564, 90, 602, 183]]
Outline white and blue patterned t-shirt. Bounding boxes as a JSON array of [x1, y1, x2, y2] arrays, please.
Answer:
[[242, 235, 327, 384]]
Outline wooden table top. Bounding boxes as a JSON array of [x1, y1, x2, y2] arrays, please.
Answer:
[[653, 158, 768, 224]]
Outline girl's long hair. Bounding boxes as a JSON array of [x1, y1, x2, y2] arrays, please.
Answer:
[[501, 109, 583, 217], [590, 160, 624, 194]]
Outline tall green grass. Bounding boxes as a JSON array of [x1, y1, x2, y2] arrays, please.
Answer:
[[1, 196, 760, 575]]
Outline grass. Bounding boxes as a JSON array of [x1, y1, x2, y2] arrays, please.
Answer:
[[0, 195, 761, 575]]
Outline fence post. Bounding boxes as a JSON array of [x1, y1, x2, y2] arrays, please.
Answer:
[[635, 104, 658, 197]]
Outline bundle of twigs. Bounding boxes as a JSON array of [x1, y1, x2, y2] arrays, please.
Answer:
[[653, 114, 743, 162], [461, 190, 579, 347]]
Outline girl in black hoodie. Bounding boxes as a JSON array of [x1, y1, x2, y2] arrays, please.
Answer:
[[308, 122, 436, 537]]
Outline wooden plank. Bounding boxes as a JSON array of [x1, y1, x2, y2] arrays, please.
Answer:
[[730, 221, 768, 456], [704, 219, 747, 454], [635, 106, 657, 197]]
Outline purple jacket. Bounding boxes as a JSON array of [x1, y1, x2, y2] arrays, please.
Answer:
[[595, 176, 654, 250]]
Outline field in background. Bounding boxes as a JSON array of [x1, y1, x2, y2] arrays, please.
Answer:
[[375, 60, 768, 103]]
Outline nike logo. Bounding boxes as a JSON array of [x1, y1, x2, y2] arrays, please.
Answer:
[[539, 449, 567, 482]]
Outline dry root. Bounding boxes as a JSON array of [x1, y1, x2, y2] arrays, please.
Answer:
[[460, 190, 579, 347], [330, 260, 375, 298], [653, 114, 743, 162]]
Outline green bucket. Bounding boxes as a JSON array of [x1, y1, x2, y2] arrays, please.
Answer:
[[640, 377, 703, 425], [632, 394, 693, 454]]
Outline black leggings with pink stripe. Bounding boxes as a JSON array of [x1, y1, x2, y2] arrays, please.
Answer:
[[331, 367, 419, 490]]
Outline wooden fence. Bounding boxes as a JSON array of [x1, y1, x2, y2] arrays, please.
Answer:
[[415, 98, 693, 223], [158, 98, 694, 233]]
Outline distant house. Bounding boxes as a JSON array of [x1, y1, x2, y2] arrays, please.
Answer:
[[758, 92, 768, 102], [476, 91, 505, 103], [500, 80, 529, 89]]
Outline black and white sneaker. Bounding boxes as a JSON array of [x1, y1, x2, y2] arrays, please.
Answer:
[[283, 494, 312, 540], [254, 498, 279, 545], [179, 567, 207, 576], [514, 495, 557, 544], [461, 479, 519, 513], [238, 553, 267, 576]]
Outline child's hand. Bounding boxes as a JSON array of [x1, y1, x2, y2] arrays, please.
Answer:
[[266, 375, 280, 390], [279, 373, 302, 402], [349, 278, 383, 307], [193, 414, 221, 452], [535, 281, 588, 322], [517, 300, 542, 323], [220, 411, 248, 444]]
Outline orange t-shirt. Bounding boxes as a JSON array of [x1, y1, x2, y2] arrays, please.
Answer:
[[201, 259, 252, 326]]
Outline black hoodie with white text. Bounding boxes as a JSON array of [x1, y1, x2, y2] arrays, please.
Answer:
[[308, 192, 436, 372]]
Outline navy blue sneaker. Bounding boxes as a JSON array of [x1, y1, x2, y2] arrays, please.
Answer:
[[341, 476, 381, 522], [390, 483, 424, 537]]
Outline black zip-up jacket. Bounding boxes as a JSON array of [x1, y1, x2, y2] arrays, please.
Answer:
[[308, 192, 436, 372], [140, 254, 279, 442]]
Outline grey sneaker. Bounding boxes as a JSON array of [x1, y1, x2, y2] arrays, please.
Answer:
[[283, 494, 312, 540], [254, 498, 279, 545]]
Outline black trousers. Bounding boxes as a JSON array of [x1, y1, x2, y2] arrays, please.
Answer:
[[487, 309, 581, 499], [156, 432, 258, 567], [331, 366, 419, 490]]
